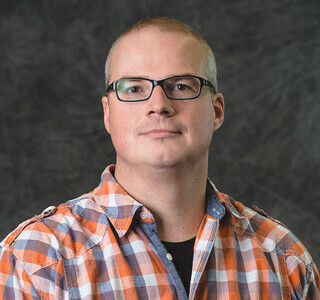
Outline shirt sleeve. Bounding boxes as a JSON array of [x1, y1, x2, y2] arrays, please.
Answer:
[[286, 253, 320, 299], [307, 261, 320, 299], [0, 245, 41, 299]]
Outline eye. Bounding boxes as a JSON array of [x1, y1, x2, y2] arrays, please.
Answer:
[[166, 77, 199, 93], [172, 83, 191, 91], [125, 86, 142, 93], [118, 82, 145, 94]]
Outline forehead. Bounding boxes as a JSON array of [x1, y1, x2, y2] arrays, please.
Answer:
[[109, 27, 207, 81]]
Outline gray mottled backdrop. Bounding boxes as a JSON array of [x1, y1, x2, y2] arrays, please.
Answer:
[[0, 0, 319, 266]]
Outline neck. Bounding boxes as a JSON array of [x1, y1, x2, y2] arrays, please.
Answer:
[[114, 156, 209, 242]]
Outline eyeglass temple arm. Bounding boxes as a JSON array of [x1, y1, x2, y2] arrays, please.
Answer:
[[106, 82, 115, 94], [202, 78, 216, 94]]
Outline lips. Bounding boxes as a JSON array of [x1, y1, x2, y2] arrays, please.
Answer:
[[140, 128, 182, 137]]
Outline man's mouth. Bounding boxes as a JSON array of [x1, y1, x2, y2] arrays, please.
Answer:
[[140, 128, 182, 138]]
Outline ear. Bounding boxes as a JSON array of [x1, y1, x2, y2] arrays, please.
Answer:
[[102, 96, 111, 133], [212, 93, 225, 132]]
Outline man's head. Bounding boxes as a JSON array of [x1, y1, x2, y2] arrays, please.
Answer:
[[102, 17, 224, 171], [105, 17, 218, 91]]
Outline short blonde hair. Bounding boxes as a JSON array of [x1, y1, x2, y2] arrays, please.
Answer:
[[105, 17, 218, 91]]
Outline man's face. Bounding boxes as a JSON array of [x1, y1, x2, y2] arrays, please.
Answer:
[[102, 28, 224, 170]]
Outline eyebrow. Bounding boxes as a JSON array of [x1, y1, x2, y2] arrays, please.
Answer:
[[118, 73, 198, 80]]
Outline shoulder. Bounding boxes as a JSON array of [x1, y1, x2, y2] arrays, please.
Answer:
[[220, 193, 313, 263], [219, 193, 320, 295], [0, 192, 110, 274]]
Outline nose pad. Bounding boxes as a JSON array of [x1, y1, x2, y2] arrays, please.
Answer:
[[146, 86, 175, 116]]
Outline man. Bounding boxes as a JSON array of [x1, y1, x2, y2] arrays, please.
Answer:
[[0, 17, 319, 299]]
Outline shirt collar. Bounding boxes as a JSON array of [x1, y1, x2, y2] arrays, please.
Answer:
[[93, 165, 254, 238], [205, 179, 226, 219], [210, 178, 255, 237], [93, 165, 143, 238]]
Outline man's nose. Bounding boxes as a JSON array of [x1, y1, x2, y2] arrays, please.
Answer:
[[145, 85, 175, 116]]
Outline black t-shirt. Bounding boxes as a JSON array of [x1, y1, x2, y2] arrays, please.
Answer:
[[162, 236, 196, 295]]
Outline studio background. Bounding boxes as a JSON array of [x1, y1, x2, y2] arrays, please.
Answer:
[[0, 0, 319, 266]]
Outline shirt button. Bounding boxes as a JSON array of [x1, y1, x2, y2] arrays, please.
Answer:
[[212, 208, 220, 215], [42, 206, 56, 215], [166, 253, 173, 261], [140, 211, 148, 220]]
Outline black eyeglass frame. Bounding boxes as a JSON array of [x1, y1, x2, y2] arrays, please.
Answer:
[[106, 75, 216, 102]]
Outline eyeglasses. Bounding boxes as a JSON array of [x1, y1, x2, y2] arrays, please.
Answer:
[[106, 75, 216, 102]]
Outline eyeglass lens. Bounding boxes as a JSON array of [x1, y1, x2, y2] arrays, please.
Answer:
[[116, 77, 201, 101]]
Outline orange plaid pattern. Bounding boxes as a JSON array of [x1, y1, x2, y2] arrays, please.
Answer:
[[0, 164, 319, 299]]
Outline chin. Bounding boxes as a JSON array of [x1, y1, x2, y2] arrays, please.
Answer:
[[150, 161, 181, 169], [144, 154, 187, 169]]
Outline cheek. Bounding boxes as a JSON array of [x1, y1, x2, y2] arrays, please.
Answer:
[[108, 108, 137, 151], [190, 104, 215, 135]]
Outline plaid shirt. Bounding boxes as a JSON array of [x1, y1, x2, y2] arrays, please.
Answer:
[[0, 165, 319, 299]]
